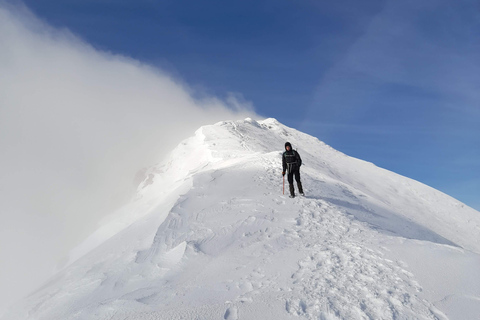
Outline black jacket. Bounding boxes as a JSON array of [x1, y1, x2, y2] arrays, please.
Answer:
[[282, 149, 302, 173]]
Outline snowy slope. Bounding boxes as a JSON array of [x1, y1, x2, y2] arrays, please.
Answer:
[[3, 118, 480, 320]]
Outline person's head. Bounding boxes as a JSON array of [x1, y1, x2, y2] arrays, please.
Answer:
[[285, 142, 292, 151]]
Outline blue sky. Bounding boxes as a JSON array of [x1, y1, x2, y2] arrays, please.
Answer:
[[8, 0, 480, 211]]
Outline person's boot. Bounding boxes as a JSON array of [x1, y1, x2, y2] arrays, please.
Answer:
[[297, 182, 304, 196], [289, 184, 295, 198]]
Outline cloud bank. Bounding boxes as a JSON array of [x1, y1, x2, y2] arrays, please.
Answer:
[[0, 3, 254, 311]]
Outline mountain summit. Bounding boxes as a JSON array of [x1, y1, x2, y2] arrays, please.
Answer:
[[4, 118, 480, 320]]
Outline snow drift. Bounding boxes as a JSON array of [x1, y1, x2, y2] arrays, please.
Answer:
[[3, 118, 480, 320]]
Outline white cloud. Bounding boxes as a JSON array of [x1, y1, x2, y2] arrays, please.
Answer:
[[0, 3, 254, 312]]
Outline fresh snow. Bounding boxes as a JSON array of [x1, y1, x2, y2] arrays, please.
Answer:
[[3, 118, 480, 320]]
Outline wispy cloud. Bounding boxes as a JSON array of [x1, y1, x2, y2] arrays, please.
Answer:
[[0, 3, 254, 310], [305, 0, 480, 124]]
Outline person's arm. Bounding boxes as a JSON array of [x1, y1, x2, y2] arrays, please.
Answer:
[[282, 153, 287, 174], [296, 151, 302, 166]]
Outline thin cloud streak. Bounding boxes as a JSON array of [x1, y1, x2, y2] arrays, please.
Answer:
[[0, 4, 254, 311], [306, 0, 480, 123]]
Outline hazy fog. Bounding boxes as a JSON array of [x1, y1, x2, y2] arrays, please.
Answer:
[[0, 4, 254, 312]]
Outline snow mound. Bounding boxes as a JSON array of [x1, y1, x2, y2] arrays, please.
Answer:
[[3, 118, 480, 320]]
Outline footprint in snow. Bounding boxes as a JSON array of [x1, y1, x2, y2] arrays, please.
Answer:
[[224, 306, 238, 319]]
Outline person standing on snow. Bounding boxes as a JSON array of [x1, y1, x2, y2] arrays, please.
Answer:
[[282, 142, 304, 198]]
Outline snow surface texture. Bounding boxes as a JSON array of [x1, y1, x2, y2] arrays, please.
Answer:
[[4, 118, 480, 320]]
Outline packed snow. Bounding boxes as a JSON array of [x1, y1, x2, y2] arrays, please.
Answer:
[[3, 118, 480, 320]]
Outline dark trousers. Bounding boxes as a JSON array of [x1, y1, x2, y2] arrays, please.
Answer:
[[287, 168, 303, 196], [287, 167, 301, 185]]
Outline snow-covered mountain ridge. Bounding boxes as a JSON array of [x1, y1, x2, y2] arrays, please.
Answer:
[[4, 118, 480, 319]]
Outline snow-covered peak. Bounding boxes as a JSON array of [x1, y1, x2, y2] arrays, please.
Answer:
[[153, 118, 479, 253], [4, 118, 480, 320]]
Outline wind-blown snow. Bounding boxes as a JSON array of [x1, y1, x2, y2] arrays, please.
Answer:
[[3, 118, 480, 319]]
